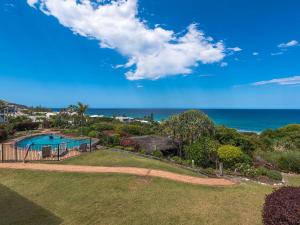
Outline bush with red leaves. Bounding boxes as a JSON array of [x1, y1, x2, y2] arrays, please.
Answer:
[[263, 186, 300, 225], [0, 129, 8, 142], [120, 138, 139, 151]]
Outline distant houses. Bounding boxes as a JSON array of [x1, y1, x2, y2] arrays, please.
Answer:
[[0, 104, 21, 124], [115, 116, 150, 124]]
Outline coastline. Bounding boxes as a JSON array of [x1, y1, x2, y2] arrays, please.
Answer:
[[52, 108, 300, 133]]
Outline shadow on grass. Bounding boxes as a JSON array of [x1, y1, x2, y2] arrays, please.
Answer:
[[0, 184, 62, 225]]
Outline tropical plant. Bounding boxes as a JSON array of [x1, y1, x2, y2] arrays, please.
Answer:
[[163, 110, 215, 156], [263, 187, 300, 225], [75, 102, 88, 136]]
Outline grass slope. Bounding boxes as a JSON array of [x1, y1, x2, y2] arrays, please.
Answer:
[[61, 149, 201, 177], [1, 151, 299, 225], [0, 169, 273, 225]]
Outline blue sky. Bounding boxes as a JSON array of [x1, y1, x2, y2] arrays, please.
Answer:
[[1, 0, 300, 108]]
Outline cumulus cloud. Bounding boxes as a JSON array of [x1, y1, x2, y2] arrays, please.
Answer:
[[278, 40, 298, 48], [252, 52, 259, 56], [27, 0, 226, 80], [251, 76, 300, 86]]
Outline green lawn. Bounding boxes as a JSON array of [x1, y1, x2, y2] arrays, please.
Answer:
[[1, 150, 299, 225], [0, 169, 275, 225], [60, 149, 202, 177]]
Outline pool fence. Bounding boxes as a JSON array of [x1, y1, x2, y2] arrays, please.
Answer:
[[0, 138, 94, 162]]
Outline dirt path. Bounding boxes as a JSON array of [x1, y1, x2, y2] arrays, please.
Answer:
[[0, 163, 236, 186]]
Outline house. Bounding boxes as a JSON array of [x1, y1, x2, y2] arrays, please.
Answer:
[[90, 115, 104, 118], [0, 104, 20, 123], [115, 116, 135, 123], [125, 135, 178, 155]]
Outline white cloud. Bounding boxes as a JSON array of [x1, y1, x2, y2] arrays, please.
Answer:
[[251, 76, 300, 86], [27, 0, 38, 7], [271, 52, 283, 56], [228, 47, 242, 52], [278, 40, 298, 48], [27, 0, 226, 80], [252, 52, 259, 56], [220, 62, 228, 67]]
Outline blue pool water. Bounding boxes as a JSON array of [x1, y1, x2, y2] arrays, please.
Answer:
[[17, 135, 90, 150]]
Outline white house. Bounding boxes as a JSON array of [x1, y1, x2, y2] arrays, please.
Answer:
[[115, 116, 135, 123]]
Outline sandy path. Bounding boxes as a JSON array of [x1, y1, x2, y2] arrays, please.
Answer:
[[0, 163, 235, 186]]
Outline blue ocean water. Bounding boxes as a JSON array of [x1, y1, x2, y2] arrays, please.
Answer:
[[83, 109, 300, 132]]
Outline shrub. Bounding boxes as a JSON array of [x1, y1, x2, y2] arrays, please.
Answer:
[[0, 129, 8, 142], [263, 187, 300, 225], [277, 152, 300, 173], [124, 147, 134, 151], [61, 129, 79, 135], [100, 135, 120, 146], [13, 122, 40, 131], [236, 163, 258, 178], [91, 123, 114, 132], [218, 145, 243, 168], [261, 151, 300, 173], [139, 149, 146, 155], [265, 170, 282, 181], [185, 137, 218, 168], [116, 124, 152, 136], [201, 167, 216, 176], [260, 124, 300, 151], [215, 126, 260, 154], [152, 150, 163, 158], [256, 167, 282, 181], [171, 156, 184, 164], [88, 131, 100, 138]]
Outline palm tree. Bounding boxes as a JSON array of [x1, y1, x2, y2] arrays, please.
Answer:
[[76, 102, 88, 136]]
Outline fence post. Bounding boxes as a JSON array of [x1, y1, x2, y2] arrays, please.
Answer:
[[15, 144, 18, 162], [57, 144, 60, 161], [89, 138, 92, 152], [219, 162, 224, 176], [0, 144, 3, 163]]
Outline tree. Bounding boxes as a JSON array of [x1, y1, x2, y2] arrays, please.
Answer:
[[75, 102, 88, 136], [163, 110, 215, 156], [185, 137, 218, 168]]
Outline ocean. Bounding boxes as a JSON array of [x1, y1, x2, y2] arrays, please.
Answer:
[[77, 109, 300, 133]]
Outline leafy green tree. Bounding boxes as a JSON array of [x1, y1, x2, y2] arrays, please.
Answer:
[[185, 137, 218, 168], [163, 110, 215, 156]]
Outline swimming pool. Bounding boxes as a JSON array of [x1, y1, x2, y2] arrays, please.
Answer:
[[17, 134, 90, 151]]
